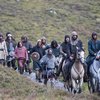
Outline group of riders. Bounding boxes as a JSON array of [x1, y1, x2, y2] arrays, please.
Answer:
[[0, 31, 100, 84]]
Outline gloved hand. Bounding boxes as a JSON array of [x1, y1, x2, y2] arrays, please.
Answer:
[[69, 54, 74, 60], [96, 56, 100, 60], [63, 53, 67, 57]]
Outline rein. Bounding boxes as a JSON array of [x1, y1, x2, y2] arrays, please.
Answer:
[[73, 65, 84, 78], [93, 63, 98, 74], [92, 59, 100, 74]]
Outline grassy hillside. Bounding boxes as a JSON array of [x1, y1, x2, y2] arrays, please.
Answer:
[[0, 0, 100, 99], [0, 0, 100, 42], [0, 65, 100, 100]]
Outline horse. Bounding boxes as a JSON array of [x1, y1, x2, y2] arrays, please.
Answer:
[[62, 58, 72, 92], [88, 50, 100, 93], [55, 55, 63, 74], [71, 50, 85, 93]]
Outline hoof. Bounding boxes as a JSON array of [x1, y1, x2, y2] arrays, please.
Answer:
[[78, 88, 82, 93], [73, 90, 77, 94]]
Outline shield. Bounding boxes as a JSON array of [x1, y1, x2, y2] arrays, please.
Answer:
[[31, 52, 40, 61]]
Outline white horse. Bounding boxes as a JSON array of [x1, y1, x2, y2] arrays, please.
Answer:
[[71, 50, 85, 93], [89, 50, 100, 93]]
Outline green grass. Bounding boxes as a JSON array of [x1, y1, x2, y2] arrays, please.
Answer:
[[0, 0, 100, 41], [0, 0, 100, 99], [0, 0, 99, 55], [0, 65, 100, 100]]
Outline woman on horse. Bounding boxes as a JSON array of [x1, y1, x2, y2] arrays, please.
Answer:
[[0, 33, 8, 66], [86, 32, 100, 76], [21, 36, 32, 74], [15, 42, 28, 74], [5, 32, 17, 69]]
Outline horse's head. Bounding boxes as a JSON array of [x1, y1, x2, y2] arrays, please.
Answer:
[[75, 47, 84, 62]]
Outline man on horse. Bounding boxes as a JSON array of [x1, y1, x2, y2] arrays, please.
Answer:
[[70, 31, 84, 55], [56, 35, 72, 77], [70, 31, 87, 78], [86, 32, 100, 77]]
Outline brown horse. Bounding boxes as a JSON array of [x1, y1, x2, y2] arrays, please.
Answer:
[[71, 50, 85, 93]]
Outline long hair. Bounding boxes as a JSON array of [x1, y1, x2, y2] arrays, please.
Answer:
[[64, 35, 70, 43], [17, 42, 22, 48], [51, 40, 58, 48]]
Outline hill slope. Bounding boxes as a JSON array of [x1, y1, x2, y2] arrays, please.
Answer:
[[0, 66, 100, 100], [0, 0, 100, 42], [0, 1, 100, 99]]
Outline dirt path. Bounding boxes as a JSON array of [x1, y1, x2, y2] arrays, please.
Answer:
[[23, 72, 66, 91]]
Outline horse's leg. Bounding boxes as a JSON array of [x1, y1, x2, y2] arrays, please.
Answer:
[[90, 77, 96, 93], [57, 58, 64, 77], [94, 78, 99, 92], [67, 80, 71, 92], [62, 65, 66, 89], [64, 81, 67, 90], [97, 76, 100, 92], [72, 78, 77, 94], [63, 81, 69, 92], [78, 78, 83, 93]]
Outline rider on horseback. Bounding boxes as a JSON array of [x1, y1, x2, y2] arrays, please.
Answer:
[[86, 32, 100, 77], [66, 31, 86, 80], [56, 35, 71, 77], [70, 31, 85, 63]]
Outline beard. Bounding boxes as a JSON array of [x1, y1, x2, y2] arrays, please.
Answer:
[[72, 36, 78, 41]]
